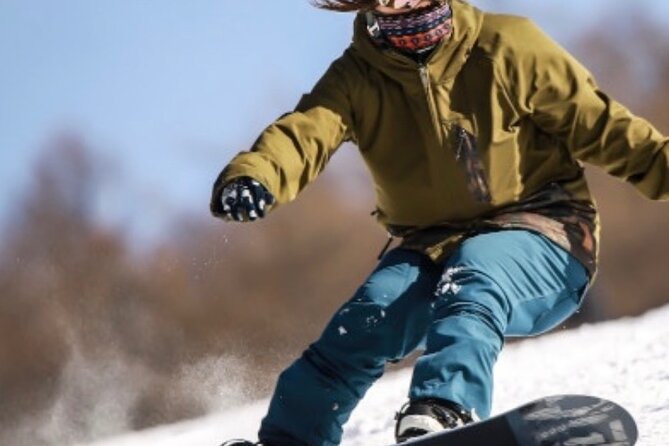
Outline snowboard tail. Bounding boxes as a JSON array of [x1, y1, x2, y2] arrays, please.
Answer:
[[398, 395, 638, 446]]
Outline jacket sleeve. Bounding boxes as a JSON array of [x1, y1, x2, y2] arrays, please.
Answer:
[[502, 19, 669, 200], [211, 54, 356, 216]]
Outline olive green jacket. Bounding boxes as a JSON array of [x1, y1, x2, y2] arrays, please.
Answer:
[[212, 0, 669, 276]]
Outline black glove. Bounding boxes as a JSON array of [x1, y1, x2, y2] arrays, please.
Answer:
[[217, 177, 275, 222]]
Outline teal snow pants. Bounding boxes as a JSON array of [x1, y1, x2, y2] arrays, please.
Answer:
[[259, 230, 589, 446]]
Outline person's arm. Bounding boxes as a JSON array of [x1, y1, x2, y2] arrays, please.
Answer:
[[211, 54, 357, 219], [500, 18, 669, 200]]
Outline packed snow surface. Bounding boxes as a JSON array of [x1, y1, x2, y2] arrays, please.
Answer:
[[80, 305, 669, 446]]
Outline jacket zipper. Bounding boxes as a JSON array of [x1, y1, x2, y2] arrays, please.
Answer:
[[418, 65, 444, 146]]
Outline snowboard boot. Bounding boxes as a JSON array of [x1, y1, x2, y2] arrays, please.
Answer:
[[394, 399, 478, 443]]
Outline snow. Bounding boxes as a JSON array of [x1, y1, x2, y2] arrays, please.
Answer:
[[77, 305, 669, 446]]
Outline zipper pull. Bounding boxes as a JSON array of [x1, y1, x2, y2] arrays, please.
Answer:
[[377, 233, 395, 260], [455, 126, 468, 160], [418, 65, 430, 91]]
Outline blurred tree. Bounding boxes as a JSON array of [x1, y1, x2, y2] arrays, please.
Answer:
[[0, 133, 96, 438], [572, 19, 669, 319], [0, 135, 384, 444]]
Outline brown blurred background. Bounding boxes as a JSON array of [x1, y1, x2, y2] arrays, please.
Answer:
[[1, 7, 669, 446]]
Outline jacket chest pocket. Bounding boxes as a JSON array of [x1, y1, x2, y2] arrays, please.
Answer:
[[443, 114, 492, 203]]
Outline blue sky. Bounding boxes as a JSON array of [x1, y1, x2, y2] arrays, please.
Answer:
[[2, 1, 669, 243]]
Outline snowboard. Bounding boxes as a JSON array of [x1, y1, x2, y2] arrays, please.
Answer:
[[396, 395, 638, 446]]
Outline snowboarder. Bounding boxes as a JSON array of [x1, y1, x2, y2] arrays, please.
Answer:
[[211, 1, 668, 445]]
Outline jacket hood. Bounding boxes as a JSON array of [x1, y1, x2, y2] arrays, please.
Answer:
[[350, 0, 485, 85]]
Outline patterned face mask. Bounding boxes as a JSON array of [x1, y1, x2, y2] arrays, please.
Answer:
[[376, 0, 426, 9], [371, 2, 453, 55]]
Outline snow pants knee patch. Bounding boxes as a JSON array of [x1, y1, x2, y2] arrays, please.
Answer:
[[410, 230, 589, 419]]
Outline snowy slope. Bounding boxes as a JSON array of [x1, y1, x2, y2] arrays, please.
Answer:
[[79, 305, 669, 446]]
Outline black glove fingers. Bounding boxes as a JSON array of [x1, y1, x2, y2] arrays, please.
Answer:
[[218, 177, 274, 222], [240, 187, 258, 221], [265, 190, 276, 205], [249, 180, 268, 218], [222, 192, 237, 213], [220, 184, 239, 220]]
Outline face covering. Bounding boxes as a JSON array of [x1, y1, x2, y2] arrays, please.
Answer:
[[377, 0, 426, 8], [372, 2, 453, 56]]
